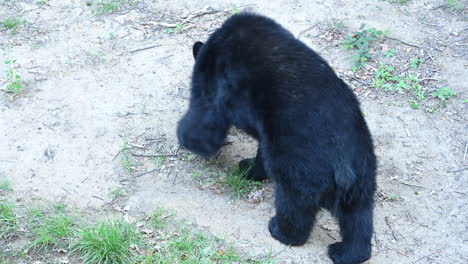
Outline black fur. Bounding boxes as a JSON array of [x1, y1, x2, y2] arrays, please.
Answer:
[[177, 13, 377, 264]]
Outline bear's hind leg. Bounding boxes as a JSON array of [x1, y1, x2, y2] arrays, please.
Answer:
[[328, 200, 373, 264], [268, 185, 319, 246]]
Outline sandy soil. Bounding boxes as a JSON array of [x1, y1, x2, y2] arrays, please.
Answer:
[[1, 0, 467, 263]]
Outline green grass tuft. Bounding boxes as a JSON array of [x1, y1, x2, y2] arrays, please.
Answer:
[[447, 0, 464, 10], [95, 0, 124, 14], [222, 163, 262, 197], [150, 208, 172, 229], [110, 187, 126, 200], [2, 18, 24, 31], [141, 228, 274, 264], [0, 201, 17, 238], [0, 180, 12, 191], [431, 87, 456, 104], [120, 143, 138, 172], [73, 220, 141, 264], [343, 24, 388, 71], [29, 207, 74, 249]]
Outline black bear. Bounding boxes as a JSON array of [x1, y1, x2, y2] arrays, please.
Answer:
[[177, 13, 376, 264]]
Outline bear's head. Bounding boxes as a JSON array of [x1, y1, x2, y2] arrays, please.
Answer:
[[176, 41, 231, 158]]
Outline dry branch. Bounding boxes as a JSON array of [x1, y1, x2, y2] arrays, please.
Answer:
[[129, 44, 161, 53], [135, 168, 159, 178]]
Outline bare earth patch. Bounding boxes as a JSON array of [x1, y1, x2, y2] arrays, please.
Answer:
[[1, 0, 467, 263]]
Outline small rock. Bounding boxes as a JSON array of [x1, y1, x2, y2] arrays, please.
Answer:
[[248, 189, 264, 203], [58, 257, 70, 263], [44, 148, 55, 160], [34, 75, 48, 81], [141, 229, 153, 234]]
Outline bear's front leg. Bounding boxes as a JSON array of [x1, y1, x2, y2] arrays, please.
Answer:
[[238, 147, 268, 181], [268, 184, 320, 246]]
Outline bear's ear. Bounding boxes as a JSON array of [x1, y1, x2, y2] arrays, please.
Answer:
[[193, 41, 204, 59]]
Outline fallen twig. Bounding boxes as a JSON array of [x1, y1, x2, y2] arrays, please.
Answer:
[[129, 44, 162, 53], [318, 225, 337, 240], [430, 4, 445, 11], [127, 142, 147, 149], [152, 4, 257, 29], [447, 167, 468, 173], [384, 217, 398, 241], [0, 159, 16, 163], [399, 181, 427, 189], [92, 195, 104, 201], [346, 75, 372, 88], [112, 147, 130, 161], [297, 24, 318, 39], [145, 138, 164, 142], [413, 251, 440, 263], [135, 168, 158, 178], [463, 141, 467, 161], [385, 36, 422, 49], [130, 152, 177, 158]]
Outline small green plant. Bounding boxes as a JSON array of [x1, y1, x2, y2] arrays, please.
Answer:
[[36, 0, 47, 4], [463, 99, 468, 103], [52, 202, 66, 212], [405, 75, 425, 101], [389, 194, 399, 201], [2, 18, 24, 33], [73, 220, 141, 264], [153, 156, 165, 167], [392, 0, 408, 4], [0, 201, 17, 238], [150, 208, 172, 228], [410, 101, 419, 109], [185, 153, 196, 162], [95, 0, 124, 14], [373, 63, 397, 90], [110, 187, 125, 200], [0, 180, 12, 191], [383, 49, 395, 58], [139, 226, 275, 264], [410, 57, 424, 68], [431, 87, 456, 104], [232, 6, 241, 14], [343, 24, 388, 71], [165, 24, 183, 34], [335, 21, 345, 29], [120, 144, 137, 172], [108, 32, 116, 40], [4, 57, 23, 95], [222, 164, 262, 197], [372, 63, 435, 107], [447, 0, 464, 10], [192, 171, 202, 181], [29, 206, 74, 249]]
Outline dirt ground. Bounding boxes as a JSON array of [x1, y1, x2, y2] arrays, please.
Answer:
[[1, 0, 467, 263]]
